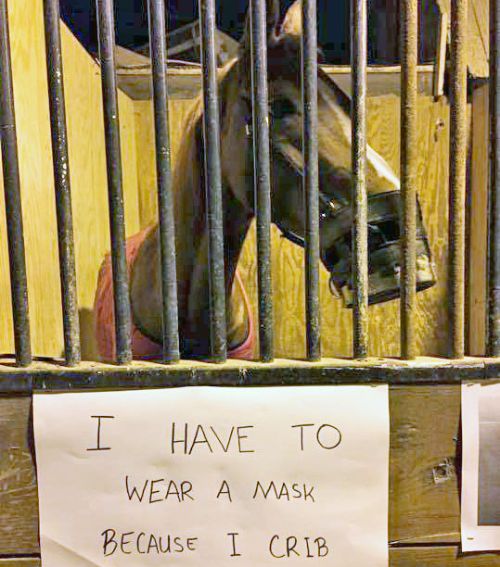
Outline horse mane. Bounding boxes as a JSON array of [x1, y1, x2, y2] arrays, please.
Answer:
[[170, 59, 238, 230]]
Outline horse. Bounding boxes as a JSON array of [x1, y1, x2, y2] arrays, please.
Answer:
[[94, 0, 436, 361]]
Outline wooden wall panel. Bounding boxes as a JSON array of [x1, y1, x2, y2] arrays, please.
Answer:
[[390, 385, 461, 544], [0, 0, 141, 360], [468, 84, 489, 356], [0, 397, 38, 555], [436, 0, 489, 78]]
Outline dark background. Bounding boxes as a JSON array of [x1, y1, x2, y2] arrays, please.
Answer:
[[59, 0, 439, 64]]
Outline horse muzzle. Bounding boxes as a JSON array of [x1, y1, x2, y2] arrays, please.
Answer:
[[321, 191, 436, 308]]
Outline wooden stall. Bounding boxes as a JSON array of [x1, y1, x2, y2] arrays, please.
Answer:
[[0, 0, 489, 362], [0, 0, 496, 565]]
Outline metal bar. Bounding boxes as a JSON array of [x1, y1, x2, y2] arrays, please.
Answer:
[[96, 0, 132, 364], [43, 0, 81, 366], [400, 0, 418, 359], [489, 0, 500, 355], [448, 0, 468, 358], [250, 0, 273, 362], [351, 0, 369, 358], [199, 0, 227, 362], [0, 0, 32, 367], [147, 0, 180, 363], [302, 0, 321, 361]]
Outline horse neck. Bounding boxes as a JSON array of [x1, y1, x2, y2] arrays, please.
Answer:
[[173, 109, 253, 356]]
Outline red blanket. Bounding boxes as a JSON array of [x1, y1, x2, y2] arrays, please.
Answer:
[[94, 228, 255, 362]]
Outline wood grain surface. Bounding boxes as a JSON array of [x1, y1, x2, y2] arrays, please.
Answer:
[[0, 397, 38, 555], [0, 0, 141, 360], [435, 0, 489, 78], [467, 84, 489, 356], [391, 547, 500, 565]]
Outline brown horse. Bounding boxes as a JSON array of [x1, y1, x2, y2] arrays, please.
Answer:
[[95, 0, 436, 360]]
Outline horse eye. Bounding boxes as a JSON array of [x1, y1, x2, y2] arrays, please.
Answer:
[[270, 98, 296, 120]]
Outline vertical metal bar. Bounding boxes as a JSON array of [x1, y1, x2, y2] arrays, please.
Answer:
[[0, 0, 32, 367], [302, 0, 321, 361], [448, 0, 468, 358], [199, 0, 227, 362], [147, 0, 180, 363], [43, 0, 81, 366], [250, 0, 273, 362], [96, 0, 132, 364], [489, 0, 500, 356], [351, 0, 369, 358], [400, 0, 418, 359]]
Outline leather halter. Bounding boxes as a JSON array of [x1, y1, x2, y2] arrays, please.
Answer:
[[243, 103, 347, 250]]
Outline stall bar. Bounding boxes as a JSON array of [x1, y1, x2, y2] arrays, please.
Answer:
[[489, 0, 500, 356], [0, 0, 32, 367], [250, 0, 274, 362], [43, 0, 81, 366], [351, 0, 369, 358], [148, 0, 180, 363]]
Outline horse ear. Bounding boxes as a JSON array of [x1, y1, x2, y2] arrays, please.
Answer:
[[240, 0, 281, 54], [280, 1, 302, 38]]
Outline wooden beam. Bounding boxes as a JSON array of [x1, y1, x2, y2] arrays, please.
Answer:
[[115, 62, 436, 101], [391, 546, 500, 565], [3, 549, 500, 566], [0, 561, 40, 567]]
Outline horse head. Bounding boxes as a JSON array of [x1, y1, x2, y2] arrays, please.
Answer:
[[221, 0, 436, 307]]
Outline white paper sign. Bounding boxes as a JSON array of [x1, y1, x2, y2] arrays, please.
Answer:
[[462, 382, 500, 551], [34, 385, 389, 566]]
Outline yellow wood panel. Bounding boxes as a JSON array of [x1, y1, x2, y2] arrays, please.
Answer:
[[436, 0, 489, 78], [467, 0, 489, 79], [468, 84, 489, 356], [0, 0, 141, 360]]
